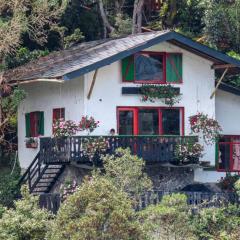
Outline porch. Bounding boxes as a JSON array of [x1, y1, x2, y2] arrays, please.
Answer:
[[39, 135, 199, 166]]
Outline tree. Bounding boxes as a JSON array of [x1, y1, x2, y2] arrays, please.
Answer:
[[132, 0, 144, 34], [47, 176, 145, 240], [102, 148, 152, 197], [0, 185, 53, 240]]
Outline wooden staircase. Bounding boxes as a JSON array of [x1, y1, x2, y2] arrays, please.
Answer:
[[19, 152, 67, 194]]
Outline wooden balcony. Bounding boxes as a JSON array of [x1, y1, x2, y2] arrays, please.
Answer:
[[39, 135, 198, 166]]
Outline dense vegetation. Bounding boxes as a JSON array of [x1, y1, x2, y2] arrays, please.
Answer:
[[0, 0, 240, 152], [0, 149, 239, 240]]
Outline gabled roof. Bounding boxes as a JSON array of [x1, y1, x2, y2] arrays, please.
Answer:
[[4, 30, 240, 83]]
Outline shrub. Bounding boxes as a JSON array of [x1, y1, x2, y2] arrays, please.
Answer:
[[139, 193, 196, 240], [102, 148, 152, 197], [218, 174, 240, 192], [0, 185, 53, 240], [191, 204, 240, 240], [47, 176, 145, 240]]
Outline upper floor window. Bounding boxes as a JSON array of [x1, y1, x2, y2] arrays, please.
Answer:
[[52, 108, 65, 133], [122, 52, 182, 84], [25, 111, 44, 137]]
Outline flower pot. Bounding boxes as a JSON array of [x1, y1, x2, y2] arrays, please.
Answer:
[[26, 142, 38, 149]]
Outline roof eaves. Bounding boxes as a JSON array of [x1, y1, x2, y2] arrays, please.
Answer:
[[63, 31, 174, 80]]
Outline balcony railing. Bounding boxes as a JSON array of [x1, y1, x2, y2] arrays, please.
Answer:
[[40, 135, 198, 166]]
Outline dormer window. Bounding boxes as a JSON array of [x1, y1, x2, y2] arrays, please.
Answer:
[[122, 52, 182, 84]]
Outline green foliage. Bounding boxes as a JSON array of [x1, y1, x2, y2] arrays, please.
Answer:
[[192, 205, 240, 240], [0, 185, 53, 240], [218, 174, 240, 192], [4, 47, 49, 69], [139, 193, 196, 240], [0, 153, 21, 207], [64, 28, 85, 48], [102, 148, 152, 196], [234, 179, 240, 196], [110, 14, 132, 38], [2, 87, 26, 113], [47, 176, 145, 240]]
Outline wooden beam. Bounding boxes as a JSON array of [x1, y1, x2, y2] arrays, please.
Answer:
[[10, 78, 64, 86], [210, 68, 229, 99], [211, 64, 235, 69], [87, 69, 98, 100]]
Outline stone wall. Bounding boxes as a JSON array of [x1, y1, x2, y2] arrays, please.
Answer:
[[51, 164, 195, 193]]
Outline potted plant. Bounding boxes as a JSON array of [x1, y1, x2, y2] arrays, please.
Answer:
[[25, 137, 38, 149], [174, 141, 204, 165]]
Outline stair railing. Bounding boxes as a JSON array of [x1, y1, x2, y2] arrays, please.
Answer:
[[18, 152, 43, 192]]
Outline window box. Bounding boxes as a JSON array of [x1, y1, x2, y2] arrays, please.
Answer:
[[25, 138, 38, 149]]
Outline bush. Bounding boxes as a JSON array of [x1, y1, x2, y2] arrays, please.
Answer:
[[139, 193, 196, 240], [0, 153, 21, 207], [0, 186, 53, 240], [192, 205, 240, 240], [47, 176, 145, 240], [218, 174, 240, 192], [102, 148, 152, 197]]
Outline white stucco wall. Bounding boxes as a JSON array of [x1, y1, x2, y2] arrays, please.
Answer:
[[84, 42, 216, 169], [18, 77, 84, 168], [18, 41, 224, 182], [216, 89, 240, 135]]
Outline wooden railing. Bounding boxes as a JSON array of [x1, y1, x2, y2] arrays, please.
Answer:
[[39, 191, 239, 214], [18, 152, 44, 192], [40, 135, 198, 166]]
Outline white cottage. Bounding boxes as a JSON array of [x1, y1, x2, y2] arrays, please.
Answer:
[[5, 30, 240, 193]]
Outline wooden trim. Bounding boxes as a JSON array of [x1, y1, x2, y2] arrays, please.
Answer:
[[10, 78, 64, 86], [87, 69, 98, 99], [212, 64, 235, 69]]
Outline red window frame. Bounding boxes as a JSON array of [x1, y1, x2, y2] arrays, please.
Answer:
[[122, 51, 183, 84], [134, 52, 166, 84], [117, 106, 184, 136], [52, 108, 65, 133], [217, 135, 240, 172], [30, 112, 38, 137]]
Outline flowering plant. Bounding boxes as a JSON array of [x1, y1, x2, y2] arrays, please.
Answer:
[[189, 112, 222, 145], [53, 119, 79, 137], [53, 116, 99, 137], [175, 142, 204, 164], [140, 84, 181, 106], [60, 178, 78, 201], [82, 137, 109, 160], [79, 116, 99, 133], [25, 137, 38, 148]]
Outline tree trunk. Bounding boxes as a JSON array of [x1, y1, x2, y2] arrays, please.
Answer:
[[98, 0, 115, 38], [132, 0, 144, 34]]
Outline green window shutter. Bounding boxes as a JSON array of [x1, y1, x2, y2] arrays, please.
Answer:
[[166, 53, 182, 83], [122, 55, 135, 82], [37, 111, 44, 135], [25, 113, 31, 137]]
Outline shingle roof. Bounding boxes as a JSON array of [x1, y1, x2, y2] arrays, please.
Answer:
[[4, 30, 240, 83]]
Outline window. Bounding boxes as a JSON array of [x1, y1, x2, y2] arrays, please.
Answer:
[[25, 111, 44, 137], [218, 135, 240, 172], [53, 108, 65, 133], [117, 107, 184, 135], [135, 53, 165, 83], [122, 52, 182, 83]]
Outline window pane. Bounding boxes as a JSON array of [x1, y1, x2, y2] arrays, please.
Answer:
[[233, 143, 240, 171], [138, 109, 159, 135], [135, 53, 164, 81], [162, 109, 180, 135], [119, 111, 133, 135], [218, 143, 230, 170]]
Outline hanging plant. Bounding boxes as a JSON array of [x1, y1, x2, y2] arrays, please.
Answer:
[[53, 116, 99, 137], [189, 112, 222, 145], [140, 84, 181, 106], [175, 141, 204, 165]]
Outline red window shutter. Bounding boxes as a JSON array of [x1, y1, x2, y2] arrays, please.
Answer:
[[52, 108, 65, 133], [30, 112, 38, 137]]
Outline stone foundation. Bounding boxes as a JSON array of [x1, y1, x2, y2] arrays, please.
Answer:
[[51, 164, 196, 193]]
